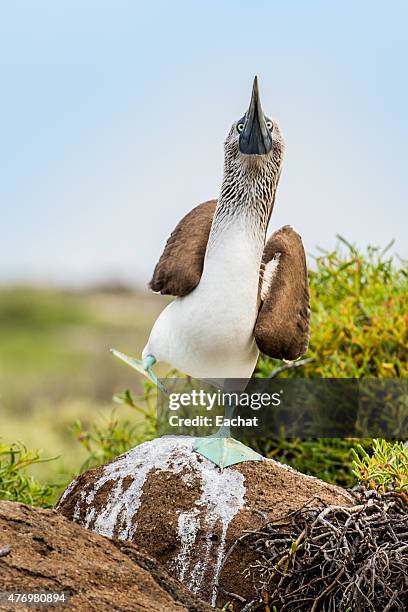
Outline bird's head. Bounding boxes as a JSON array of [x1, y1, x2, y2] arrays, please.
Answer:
[[223, 76, 285, 197]]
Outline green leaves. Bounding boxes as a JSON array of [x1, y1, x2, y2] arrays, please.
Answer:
[[72, 384, 157, 473], [0, 442, 56, 507], [257, 238, 408, 379], [255, 240, 408, 487], [352, 438, 408, 499]]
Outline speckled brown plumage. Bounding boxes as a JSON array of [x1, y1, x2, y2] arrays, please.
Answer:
[[255, 225, 310, 360], [149, 200, 216, 296]]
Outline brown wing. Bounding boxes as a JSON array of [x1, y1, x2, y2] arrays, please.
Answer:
[[149, 200, 217, 296], [255, 225, 310, 360]]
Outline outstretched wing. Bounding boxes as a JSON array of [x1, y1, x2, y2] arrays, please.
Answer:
[[149, 200, 217, 296], [255, 225, 310, 360]]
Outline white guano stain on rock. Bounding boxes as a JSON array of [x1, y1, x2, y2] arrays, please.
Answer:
[[66, 436, 246, 605], [57, 478, 76, 506], [187, 454, 246, 606], [174, 508, 200, 582]]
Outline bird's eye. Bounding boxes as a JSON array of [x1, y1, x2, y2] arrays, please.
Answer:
[[237, 123, 244, 133], [266, 121, 273, 130]]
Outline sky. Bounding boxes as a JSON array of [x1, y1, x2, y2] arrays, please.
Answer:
[[1, 1, 407, 288]]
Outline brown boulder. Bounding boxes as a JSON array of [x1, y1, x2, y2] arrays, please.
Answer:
[[56, 437, 353, 606], [0, 500, 209, 612]]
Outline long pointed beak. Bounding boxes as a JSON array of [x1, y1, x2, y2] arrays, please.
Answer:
[[239, 76, 272, 155]]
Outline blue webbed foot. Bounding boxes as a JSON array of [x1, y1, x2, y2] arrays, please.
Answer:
[[193, 436, 263, 469], [110, 349, 166, 393]]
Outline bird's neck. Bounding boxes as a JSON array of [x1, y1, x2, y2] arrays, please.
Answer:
[[199, 215, 262, 308], [200, 176, 276, 291], [206, 172, 276, 259]]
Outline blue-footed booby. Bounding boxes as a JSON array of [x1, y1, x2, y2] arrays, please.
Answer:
[[112, 77, 310, 468]]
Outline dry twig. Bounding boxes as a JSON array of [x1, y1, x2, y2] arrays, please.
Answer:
[[229, 492, 408, 611]]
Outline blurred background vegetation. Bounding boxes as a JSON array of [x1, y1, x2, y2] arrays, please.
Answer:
[[0, 239, 407, 507], [0, 288, 168, 485]]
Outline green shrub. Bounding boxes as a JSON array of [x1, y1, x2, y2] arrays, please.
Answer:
[[352, 438, 408, 500], [0, 387, 157, 508], [249, 437, 372, 488], [257, 238, 408, 379], [73, 386, 156, 472], [253, 240, 408, 482], [0, 442, 56, 507]]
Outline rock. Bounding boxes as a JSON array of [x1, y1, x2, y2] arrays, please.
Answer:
[[0, 500, 210, 612], [56, 437, 353, 607]]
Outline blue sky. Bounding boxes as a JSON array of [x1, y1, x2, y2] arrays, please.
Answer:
[[1, 1, 407, 287]]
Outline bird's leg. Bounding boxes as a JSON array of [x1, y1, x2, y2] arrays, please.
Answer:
[[110, 349, 166, 392], [193, 396, 263, 469], [212, 399, 234, 438]]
